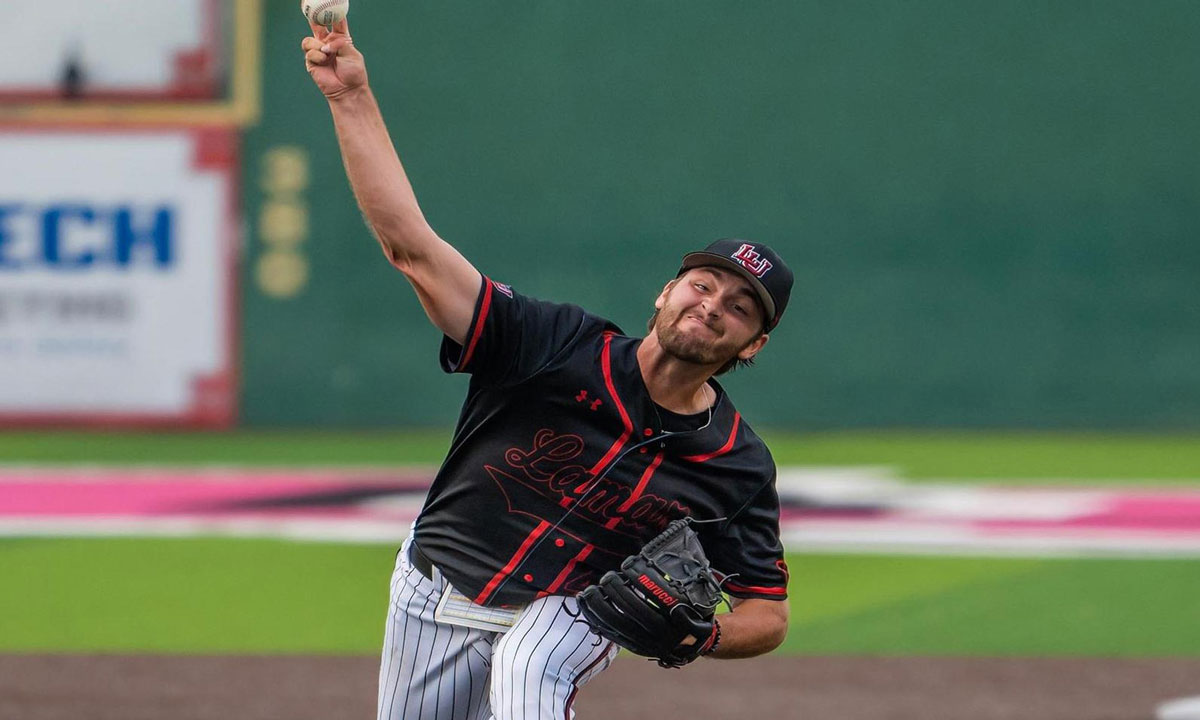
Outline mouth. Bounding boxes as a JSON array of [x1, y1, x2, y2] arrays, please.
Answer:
[[682, 315, 719, 334]]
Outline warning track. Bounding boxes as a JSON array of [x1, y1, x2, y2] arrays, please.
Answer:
[[3, 654, 1200, 720]]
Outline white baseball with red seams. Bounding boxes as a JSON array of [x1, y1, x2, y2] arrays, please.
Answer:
[[301, 0, 349, 26]]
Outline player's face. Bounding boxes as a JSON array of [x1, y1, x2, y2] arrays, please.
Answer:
[[653, 267, 769, 367]]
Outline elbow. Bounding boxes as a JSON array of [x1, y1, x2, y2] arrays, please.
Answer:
[[712, 605, 788, 659], [716, 597, 790, 658], [765, 618, 788, 653], [755, 601, 789, 655], [379, 238, 412, 273], [353, 211, 404, 268], [372, 223, 434, 275]]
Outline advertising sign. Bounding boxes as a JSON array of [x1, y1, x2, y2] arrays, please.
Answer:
[[0, 129, 237, 427], [2, 0, 221, 101]]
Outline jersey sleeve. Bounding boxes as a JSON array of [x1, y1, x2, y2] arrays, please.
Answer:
[[439, 275, 592, 386], [709, 468, 790, 601]]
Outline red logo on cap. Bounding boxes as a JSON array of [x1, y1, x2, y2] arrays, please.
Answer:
[[731, 243, 773, 278]]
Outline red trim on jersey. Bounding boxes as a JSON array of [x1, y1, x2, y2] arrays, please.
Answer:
[[605, 451, 664, 529], [540, 544, 595, 596], [564, 641, 615, 719], [474, 519, 550, 605], [588, 331, 634, 475], [560, 331, 634, 511], [458, 275, 494, 371], [681, 411, 741, 463], [722, 580, 787, 597]]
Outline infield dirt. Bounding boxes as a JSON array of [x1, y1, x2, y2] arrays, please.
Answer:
[[3, 654, 1198, 720]]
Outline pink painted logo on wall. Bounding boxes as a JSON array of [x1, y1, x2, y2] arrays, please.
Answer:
[[731, 243, 773, 278]]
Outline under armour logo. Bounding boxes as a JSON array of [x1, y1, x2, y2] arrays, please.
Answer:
[[731, 243, 773, 278], [575, 390, 602, 411]]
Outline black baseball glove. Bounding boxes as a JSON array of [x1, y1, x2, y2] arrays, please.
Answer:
[[575, 518, 725, 668]]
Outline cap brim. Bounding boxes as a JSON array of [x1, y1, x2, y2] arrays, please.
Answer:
[[678, 252, 776, 328]]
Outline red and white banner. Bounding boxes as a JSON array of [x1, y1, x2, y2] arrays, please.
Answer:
[[0, 128, 238, 427]]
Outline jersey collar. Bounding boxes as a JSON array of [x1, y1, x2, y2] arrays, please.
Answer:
[[611, 336, 742, 460]]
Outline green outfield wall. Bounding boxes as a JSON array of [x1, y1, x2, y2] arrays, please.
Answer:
[[241, 1, 1200, 428]]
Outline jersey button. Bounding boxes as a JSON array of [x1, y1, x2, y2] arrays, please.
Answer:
[[523, 574, 534, 582], [555, 538, 565, 547]]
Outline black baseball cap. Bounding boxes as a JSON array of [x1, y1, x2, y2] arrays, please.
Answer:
[[678, 238, 793, 331]]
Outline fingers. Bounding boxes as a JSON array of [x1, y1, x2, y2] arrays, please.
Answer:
[[301, 35, 353, 66], [322, 37, 352, 55], [302, 36, 331, 66], [301, 18, 356, 73], [301, 36, 342, 53]]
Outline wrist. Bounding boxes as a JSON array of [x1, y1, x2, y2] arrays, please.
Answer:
[[699, 617, 721, 657], [326, 84, 370, 104]]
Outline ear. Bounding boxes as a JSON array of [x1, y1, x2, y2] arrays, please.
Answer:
[[654, 279, 677, 311], [737, 333, 769, 362]]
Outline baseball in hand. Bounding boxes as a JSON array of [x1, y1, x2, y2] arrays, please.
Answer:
[[302, 0, 349, 27]]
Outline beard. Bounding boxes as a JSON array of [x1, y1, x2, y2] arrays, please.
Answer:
[[654, 307, 746, 367]]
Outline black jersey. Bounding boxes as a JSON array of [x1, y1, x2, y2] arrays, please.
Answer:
[[412, 276, 790, 608]]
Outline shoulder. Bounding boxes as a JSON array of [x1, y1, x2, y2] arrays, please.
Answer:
[[703, 389, 775, 474], [502, 282, 622, 334], [561, 307, 630, 355], [487, 280, 624, 344], [511, 296, 625, 377], [579, 307, 625, 337], [552, 305, 625, 358], [733, 414, 774, 471]]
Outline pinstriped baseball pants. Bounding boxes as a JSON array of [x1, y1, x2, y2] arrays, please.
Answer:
[[377, 535, 619, 720]]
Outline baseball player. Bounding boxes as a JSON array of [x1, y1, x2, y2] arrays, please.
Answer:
[[302, 20, 793, 720]]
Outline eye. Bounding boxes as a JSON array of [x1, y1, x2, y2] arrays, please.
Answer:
[[694, 282, 709, 292], [732, 304, 748, 316]]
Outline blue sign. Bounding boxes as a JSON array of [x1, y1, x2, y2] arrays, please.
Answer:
[[0, 203, 176, 270]]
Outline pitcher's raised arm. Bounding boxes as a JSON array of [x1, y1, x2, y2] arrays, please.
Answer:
[[302, 20, 481, 345]]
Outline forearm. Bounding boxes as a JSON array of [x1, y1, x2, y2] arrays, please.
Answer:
[[326, 86, 436, 268], [706, 599, 788, 659], [302, 25, 480, 342]]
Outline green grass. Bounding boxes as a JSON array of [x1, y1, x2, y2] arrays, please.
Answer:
[[0, 430, 451, 468], [4, 431, 1197, 656], [3, 430, 1200, 481], [0, 538, 393, 653], [3, 538, 1198, 656], [780, 555, 1200, 656]]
